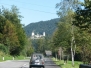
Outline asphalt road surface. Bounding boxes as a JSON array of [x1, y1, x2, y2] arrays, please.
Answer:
[[0, 57, 60, 68]]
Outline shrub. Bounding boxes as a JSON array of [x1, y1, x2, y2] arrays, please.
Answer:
[[0, 51, 5, 56], [0, 44, 8, 54]]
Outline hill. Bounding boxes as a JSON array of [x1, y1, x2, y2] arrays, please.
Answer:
[[24, 18, 60, 37]]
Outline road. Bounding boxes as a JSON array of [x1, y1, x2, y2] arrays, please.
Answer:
[[0, 58, 60, 68]]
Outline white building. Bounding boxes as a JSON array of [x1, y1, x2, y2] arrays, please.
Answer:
[[31, 31, 45, 39]]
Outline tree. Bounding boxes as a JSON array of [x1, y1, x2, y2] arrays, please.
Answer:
[[56, 0, 81, 66], [3, 20, 20, 55], [56, 0, 80, 17], [31, 36, 53, 55], [0, 15, 6, 44], [0, 44, 7, 54], [51, 15, 73, 60], [73, 1, 91, 32], [0, 5, 27, 55], [73, 1, 91, 64], [75, 30, 91, 64], [20, 38, 34, 56]]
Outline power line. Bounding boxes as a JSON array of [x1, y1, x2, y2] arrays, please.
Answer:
[[0, 3, 56, 14], [4, 0, 55, 9]]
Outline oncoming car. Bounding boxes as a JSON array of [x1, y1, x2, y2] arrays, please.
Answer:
[[29, 53, 45, 68]]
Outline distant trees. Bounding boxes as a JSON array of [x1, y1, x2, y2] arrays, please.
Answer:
[[31, 36, 52, 55], [24, 18, 59, 37]]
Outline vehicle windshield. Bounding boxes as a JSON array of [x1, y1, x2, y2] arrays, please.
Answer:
[[33, 54, 43, 60]]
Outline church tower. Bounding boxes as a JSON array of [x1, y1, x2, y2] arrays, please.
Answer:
[[43, 32, 45, 36], [32, 31, 34, 36]]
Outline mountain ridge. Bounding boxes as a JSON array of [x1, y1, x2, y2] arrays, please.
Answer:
[[24, 18, 60, 37]]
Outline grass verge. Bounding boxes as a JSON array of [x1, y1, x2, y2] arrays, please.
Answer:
[[52, 58, 82, 68], [0, 55, 25, 62]]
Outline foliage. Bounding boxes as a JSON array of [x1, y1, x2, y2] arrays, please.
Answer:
[[0, 44, 8, 54], [24, 18, 59, 37], [52, 58, 82, 68], [2, 6, 27, 55], [0, 5, 29, 56], [31, 36, 52, 54], [73, 1, 91, 32], [0, 51, 5, 57], [54, 0, 91, 66], [73, 1, 91, 64], [4, 20, 19, 55], [56, 0, 80, 17], [14, 56, 25, 60], [51, 13, 73, 55], [31, 39, 45, 53], [21, 38, 34, 56], [0, 55, 25, 61], [73, 27, 91, 64]]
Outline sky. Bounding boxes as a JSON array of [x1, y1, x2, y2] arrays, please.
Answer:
[[0, 0, 61, 26]]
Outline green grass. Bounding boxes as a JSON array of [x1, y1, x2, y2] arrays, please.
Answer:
[[52, 58, 82, 68], [4, 56, 13, 61], [14, 56, 25, 60], [0, 55, 25, 62]]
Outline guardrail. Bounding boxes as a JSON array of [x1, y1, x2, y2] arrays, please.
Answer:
[[79, 64, 91, 68]]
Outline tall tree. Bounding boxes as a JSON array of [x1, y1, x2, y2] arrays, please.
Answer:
[[3, 20, 19, 54], [0, 5, 27, 55], [56, 0, 80, 17], [52, 15, 73, 60], [73, 0, 91, 64], [56, 0, 81, 66], [73, 1, 91, 32], [0, 15, 6, 43]]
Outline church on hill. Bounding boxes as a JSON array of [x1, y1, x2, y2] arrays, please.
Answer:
[[31, 31, 45, 39]]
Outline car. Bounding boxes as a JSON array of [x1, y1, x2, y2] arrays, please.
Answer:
[[29, 53, 45, 68]]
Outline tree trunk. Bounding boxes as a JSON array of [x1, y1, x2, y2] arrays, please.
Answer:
[[71, 43, 75, 66], [71, 36, 75, 66], [71, 24, 76, 67]]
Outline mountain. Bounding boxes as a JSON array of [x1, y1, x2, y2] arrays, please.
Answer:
[[24, 18, 60, 37]]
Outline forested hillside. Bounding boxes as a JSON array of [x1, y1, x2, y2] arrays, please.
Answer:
[[24, 18, 60, 37]]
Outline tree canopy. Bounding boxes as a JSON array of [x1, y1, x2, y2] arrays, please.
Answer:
[[0, 5, 33, 56]]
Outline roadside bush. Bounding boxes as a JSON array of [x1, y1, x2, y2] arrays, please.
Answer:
[[0, 44, 8, 54], [0, 51, 5, 56]]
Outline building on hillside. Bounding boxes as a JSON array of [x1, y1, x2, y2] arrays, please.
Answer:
[[31, 31, 45, 39]]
